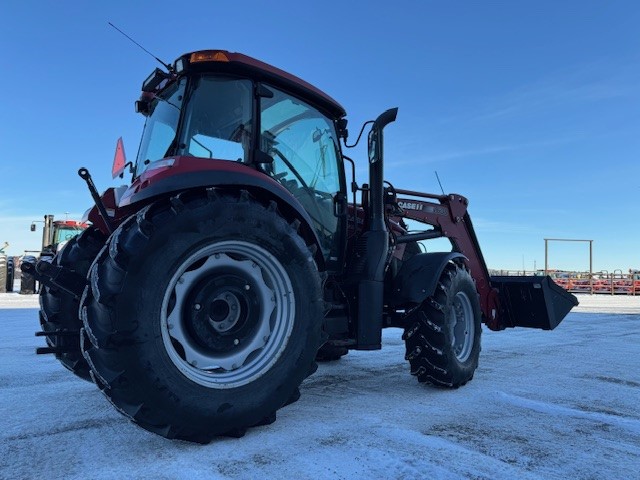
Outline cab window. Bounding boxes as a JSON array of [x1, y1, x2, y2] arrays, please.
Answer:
[[260, 88, 342, 260], [178, 76, 253, 162]]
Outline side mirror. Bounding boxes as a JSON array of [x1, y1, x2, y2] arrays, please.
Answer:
[[135, 91, 155, 117], [135, 99, 151, 116]]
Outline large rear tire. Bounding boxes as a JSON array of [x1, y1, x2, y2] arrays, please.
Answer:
[[39, 227, 105, 381], [403, 261, 481, 388], [81, 190, 324, 442], [20, 255, 37, 294]]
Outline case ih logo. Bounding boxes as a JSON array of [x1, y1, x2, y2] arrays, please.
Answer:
[[398, 201, 448, 216], [398, 201, 423, 211]]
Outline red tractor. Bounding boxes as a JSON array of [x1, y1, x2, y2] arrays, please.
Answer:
[[20, 215, 88, 295], [30, 215, 89, 255], [25, 50, 577, 443]]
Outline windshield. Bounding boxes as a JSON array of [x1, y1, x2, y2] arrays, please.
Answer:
[[135, 78, 186, 177], [135, 76, 253, 177], [54, 227, 85, 244]]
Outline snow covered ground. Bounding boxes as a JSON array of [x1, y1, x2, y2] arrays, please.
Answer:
[[0, 291, 638, 480]]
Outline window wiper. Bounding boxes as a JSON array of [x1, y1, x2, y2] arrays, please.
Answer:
[[191, 137, 213, 158], [272, 148, 312, 193], [271, 148, 326, 227]]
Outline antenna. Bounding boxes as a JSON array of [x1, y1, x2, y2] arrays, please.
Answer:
[[108, 22, 174, 73], [435, 171, 445, 195]]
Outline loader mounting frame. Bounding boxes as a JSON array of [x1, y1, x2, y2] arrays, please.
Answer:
[[391, 189, 502, 330]]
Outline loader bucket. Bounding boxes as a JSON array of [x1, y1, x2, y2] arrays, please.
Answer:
[[490, 276, 579, 330]]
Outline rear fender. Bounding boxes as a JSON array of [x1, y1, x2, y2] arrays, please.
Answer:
[[390, 252, 467, 306], [85, 186, 128, 235], [120, 168, 325, 270]]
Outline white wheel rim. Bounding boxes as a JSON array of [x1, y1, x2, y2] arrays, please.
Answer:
[[160, 241, 295, 389]]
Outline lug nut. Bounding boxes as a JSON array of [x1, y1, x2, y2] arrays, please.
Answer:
[[194, 303, 201, 311]]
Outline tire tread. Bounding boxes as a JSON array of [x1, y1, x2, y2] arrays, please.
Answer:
[[82, 189, 324, 442]]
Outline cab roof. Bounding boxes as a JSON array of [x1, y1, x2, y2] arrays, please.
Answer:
[[175, 50, 346, 119]]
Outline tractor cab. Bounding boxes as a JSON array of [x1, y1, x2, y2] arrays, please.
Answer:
[[29, 216, 88, 254], [52, 221, 86, 247], [117, 50, 348, 270]]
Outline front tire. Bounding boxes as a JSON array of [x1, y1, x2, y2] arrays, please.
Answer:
[[81, 190, 324, 442], [403, 261, 481, 388]]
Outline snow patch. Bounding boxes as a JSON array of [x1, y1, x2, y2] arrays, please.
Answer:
[[0, 293, 639, 479]]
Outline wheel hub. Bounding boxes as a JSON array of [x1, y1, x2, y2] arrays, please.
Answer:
[[450, 291, 474, 362], [184, 272, 261, 353], [161, 241, 295, 389], [208, 293, 241, 332]]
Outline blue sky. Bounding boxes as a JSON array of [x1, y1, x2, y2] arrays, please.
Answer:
[[1, 1, 638, 272]]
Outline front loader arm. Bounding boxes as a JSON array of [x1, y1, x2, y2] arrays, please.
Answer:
[[392, 189, 501, 330]]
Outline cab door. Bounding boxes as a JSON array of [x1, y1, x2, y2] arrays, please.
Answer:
[[259, 86, 346, 273]]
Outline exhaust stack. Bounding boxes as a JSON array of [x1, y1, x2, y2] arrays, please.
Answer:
[[356, 108, 398, 350], [42, 215, 54, 249]]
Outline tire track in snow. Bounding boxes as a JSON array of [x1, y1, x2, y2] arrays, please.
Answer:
[[496, 391, 640, 435], [592, 375, 640, 389], [4, 417, 130, 441]]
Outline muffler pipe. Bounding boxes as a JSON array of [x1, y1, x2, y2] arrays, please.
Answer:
[[356, 108, 398, 350]]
